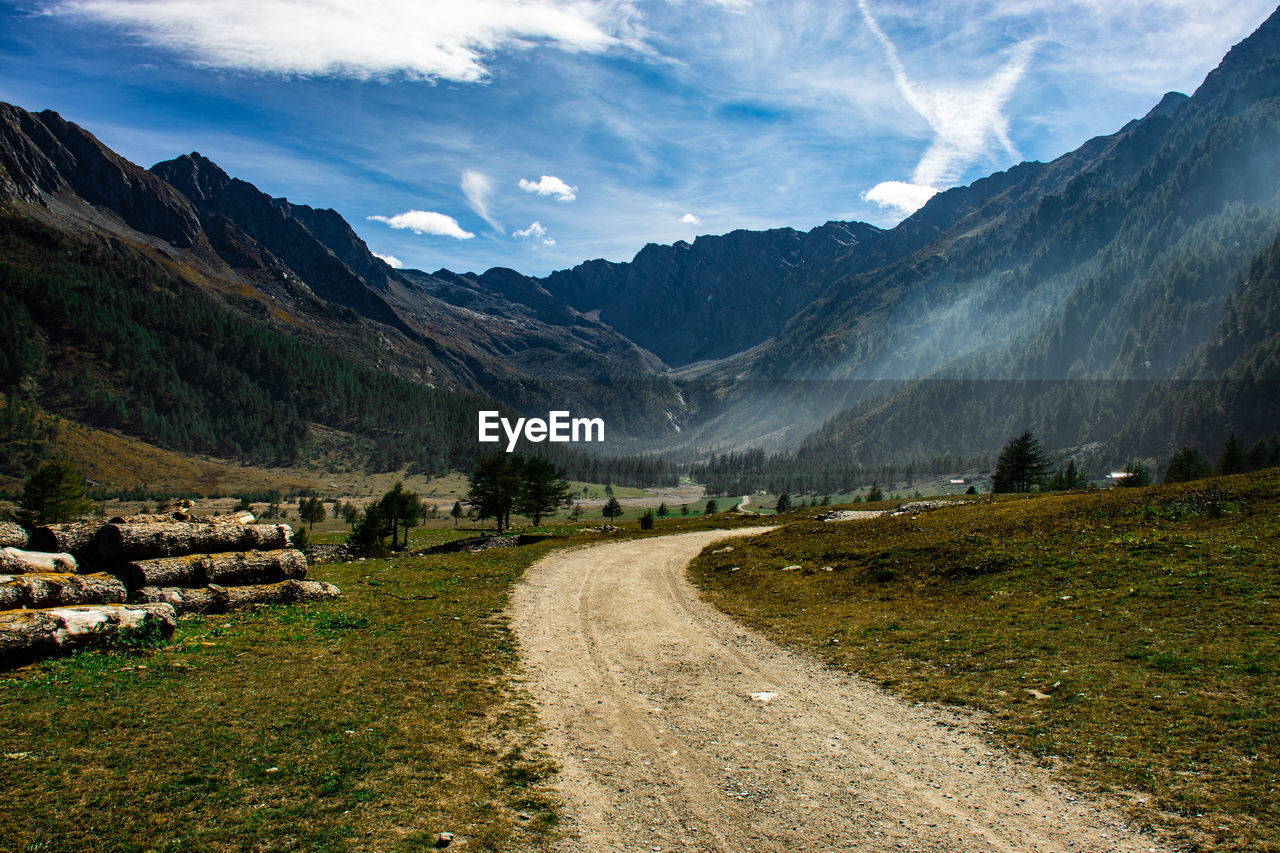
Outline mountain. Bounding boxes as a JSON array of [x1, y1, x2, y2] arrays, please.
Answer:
[[5, 5, 1280, 483]]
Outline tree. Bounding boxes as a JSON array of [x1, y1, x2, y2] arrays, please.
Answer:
[[378, 482, 422, 549], [15, 460, 92, 526], [516, 456, 571, 526], [1116, 461, 1151, 487], [467, 454, 525, 532], [1248, 440, 1271, 472], [601, 497, 623, 521], [775, 493, 792, 514], [639, 510, 655, 530], [656, 502, 669, 518], [347, 501, 390, 557], [341, 501, 361, 530], [1046, 460, 1088, 491], [1164, 446, 1211, 483], [451, 500, 463, 528], [992, 431, 1052, 493], [866, 482, 885, 503], [704, 498, 719, 515], [299, 497, 327, 530], [1217, 433, 1247, 475], [681, 504, 689, 516]]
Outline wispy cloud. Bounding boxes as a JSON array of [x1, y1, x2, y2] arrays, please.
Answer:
[[514, 221, 556, 246], [368, 210, 474, 239], [372, 252, 404, 268], [519, 174, 578, 202], [50, 0, 640, 82], [461, 169, 501, 231], [857, 0, 1037, 215]]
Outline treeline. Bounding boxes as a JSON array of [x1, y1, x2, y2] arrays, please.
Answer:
[[0, 216, 682, 487], [0, 215, 497, 471], [545, 451, 677, 489], [688, 446, 986, 496]]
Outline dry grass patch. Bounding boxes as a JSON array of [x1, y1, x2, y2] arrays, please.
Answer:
[[689, 471, 1280, 853], [0, 512, 766, 852]]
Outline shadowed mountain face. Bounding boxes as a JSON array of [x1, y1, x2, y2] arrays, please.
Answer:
[[4, 6, 1280, 471]]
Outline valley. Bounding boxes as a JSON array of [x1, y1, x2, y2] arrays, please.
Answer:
[[3, 4, 1280, 853]]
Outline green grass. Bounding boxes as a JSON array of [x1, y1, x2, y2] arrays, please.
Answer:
[[0, 511, 764, 851], [689, 471, 1280, 853]]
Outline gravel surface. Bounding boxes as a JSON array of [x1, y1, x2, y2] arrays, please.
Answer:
[[510, 528, 1168, 852]]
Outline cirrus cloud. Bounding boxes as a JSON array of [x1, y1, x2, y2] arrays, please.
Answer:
[[518, 174, 578, 202], [461, 169, 501, 231], [49, 0, 638, 82], [368, 210, 474, 239]]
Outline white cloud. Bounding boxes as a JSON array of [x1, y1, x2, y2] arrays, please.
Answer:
[[461, 169, 501, 231], [862, 181, 939, 216], [514, 221, 556, 246], [681, 213, 701, 224], [372, 252, 404, 268], [857, 0, 1037, 189], [368, 210, 474, 239], [518, 175, 578, 202], [51, 0, 639, 82]]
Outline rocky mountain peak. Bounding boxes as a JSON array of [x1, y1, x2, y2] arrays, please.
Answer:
[[150, 152, 232, 207]]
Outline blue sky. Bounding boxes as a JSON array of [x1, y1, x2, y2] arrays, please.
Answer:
[[1, 0, 1276, 276]]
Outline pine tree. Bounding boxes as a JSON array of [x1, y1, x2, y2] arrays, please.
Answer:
[[704, 498, 719, 515], [992, 431, 1052, 493], [467, 455, 525, 532], [1217, 433, 1247, 475], [516, 456, 571, 526], [601, 496, 623, 521], [451, 500, 463, 528], [656, 502, 669, 518], [15, 460, 92, 526], [1164, 446, 1210, 483], [775, 493, 792, 514]]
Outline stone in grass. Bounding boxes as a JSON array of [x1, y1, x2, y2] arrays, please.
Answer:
[[434, 832, 455, 849]]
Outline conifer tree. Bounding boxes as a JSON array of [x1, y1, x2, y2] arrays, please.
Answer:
[[992, 431, 1052, 493], [1217, 433, 1247, 475], [15, 460, 92, 526]]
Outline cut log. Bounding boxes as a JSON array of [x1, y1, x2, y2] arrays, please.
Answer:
[[211, 579, 341, 611], [132, 579, 339, 613], [0, 572, 126, 609], [0, 522, 27, 549], [119, 549, 307, 589], [109, 511, 257, 525], [0, 603, 176, 666], [130, 585, 219, 613], [26, 521, 105, 555], [0, 547, 77, 574], [95, 522, 292, 559]]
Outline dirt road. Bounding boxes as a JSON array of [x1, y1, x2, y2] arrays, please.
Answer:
[[510, 529, 1165, 852]]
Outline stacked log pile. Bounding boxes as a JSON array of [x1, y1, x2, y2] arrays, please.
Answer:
[[0, 511, 340, 667]]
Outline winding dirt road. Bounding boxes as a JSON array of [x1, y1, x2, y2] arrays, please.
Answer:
[[510, 528, 1166, 852]]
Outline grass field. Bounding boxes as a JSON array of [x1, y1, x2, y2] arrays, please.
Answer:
[[689, 471, 1280, 853], [0, 514, 762, 852]]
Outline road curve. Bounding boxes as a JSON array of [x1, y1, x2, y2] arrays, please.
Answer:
[[509, 528, 1166, 852]]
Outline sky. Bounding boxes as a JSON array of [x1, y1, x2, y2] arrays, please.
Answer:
[[1, 1, 1276, 277]]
